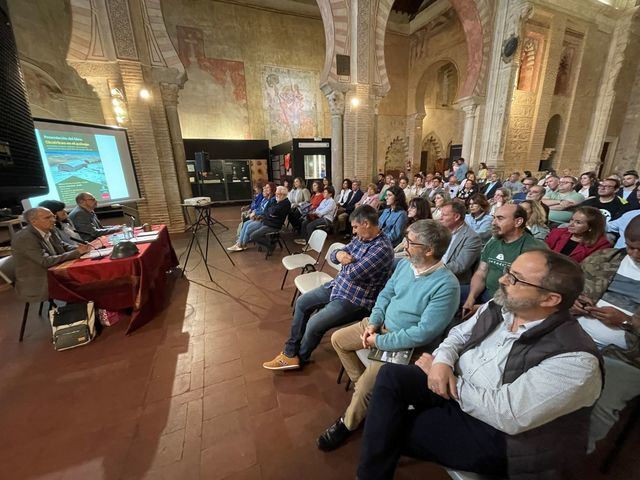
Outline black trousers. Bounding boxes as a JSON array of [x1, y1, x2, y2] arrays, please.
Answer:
[[357, 364, 507, 480]]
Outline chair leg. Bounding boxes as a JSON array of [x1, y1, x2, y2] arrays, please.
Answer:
[[345, 378, 352, 391], [280, 270, 288, 290], [337, 366, 345, 384], [290, 289, 299, 308], [38, 301, 43, 316], [19, 303, 29, 342]]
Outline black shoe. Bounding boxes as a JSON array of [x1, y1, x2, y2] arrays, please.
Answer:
[[317, 417, 352, 451]]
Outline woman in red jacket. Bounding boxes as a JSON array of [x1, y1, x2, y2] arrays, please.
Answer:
[[545, 206, 611, 263]]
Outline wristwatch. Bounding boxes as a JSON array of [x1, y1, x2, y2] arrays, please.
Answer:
[[621, 320, 634, 332]]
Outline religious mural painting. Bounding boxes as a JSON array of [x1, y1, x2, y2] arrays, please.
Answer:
[[517, 32, 545, 93], [261, 66, 320, 146], [175, 25, 249, 139]]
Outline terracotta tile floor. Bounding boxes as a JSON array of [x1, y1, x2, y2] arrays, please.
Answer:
[[0, 206, 637, 479]]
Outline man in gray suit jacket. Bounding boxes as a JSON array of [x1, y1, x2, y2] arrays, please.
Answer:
[[12, 208, 90, 302], [68, 192, 121, 241], [438, 201, 482, 284]]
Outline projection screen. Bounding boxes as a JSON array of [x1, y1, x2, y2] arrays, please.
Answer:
[[24, 119, 141, 208]]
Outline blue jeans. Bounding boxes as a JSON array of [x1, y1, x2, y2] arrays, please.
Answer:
[[284, 285, 369, 362], [238, 219, 262, 246]]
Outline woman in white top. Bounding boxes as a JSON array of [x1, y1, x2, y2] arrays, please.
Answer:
[[287, 177, 311, 208], [336, 178, 353, 206]]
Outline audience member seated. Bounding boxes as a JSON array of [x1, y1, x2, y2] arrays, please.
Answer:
[[455, 179, 477, 205], [462, 204, 546, 313], [526, 184, 550, 218], [502, 171, 524, 194], [394, 197, 432, 257], [355, 183, 380, 211], [544, 174, 560, 194], [377, 186, 408, 247], [423, 176, 445, 201], [399, 177, 411, 202], [262, 205, 394, 370], [379, 174, 394, 200], [38, 200, 79, 246], [336, 179, 364, 233], [407, 174, 425, 201], [439, 201, 482, 285], [481, 172, 502, 200], [296, 185, 338, 245], [317, 220, 460, 451], [12, 208, 91, 303], [289, 180, 324, 233], [69, 192, 122, 241], [465, 194, 493, 243], [571, 216, 640, 453], [512, 176, 537, 202], [444, 175, 460, 199], [488, 187, 511, 216], [545, 206, 610, 263], [286, 177, 310, 230], [543, 175, 584, 225], [618, 170, 639, 209], [357, 250, 603, 480], [430, 192, 448, 220], [576, 171, 599, 199], [227, 182, 276, 251], [376, 173, 385, 193], [520, 200, 550, 240], [241, 182, 264, 224], [336, 178, 354, 209], [583, 177, 628, 222], [246, 186, 291, 254], [608, 187, 640, 247]]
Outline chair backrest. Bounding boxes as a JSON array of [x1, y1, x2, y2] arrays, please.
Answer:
[[0, 255, 16, 284], [324, 242, 345, 272], [306, 229, 328, 254]]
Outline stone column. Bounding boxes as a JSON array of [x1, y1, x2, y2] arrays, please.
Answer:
[[477, 0, 533, 168], [581, 9, 638, 172], [455, 96, 481, 168], [325, 90, 345, 186], [406, 112, 426, 174], [613, 55, 640, 172], [160, 82, 192, 201]]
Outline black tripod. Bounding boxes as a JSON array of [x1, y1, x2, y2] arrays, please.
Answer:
[[181, 203, 234, 281]]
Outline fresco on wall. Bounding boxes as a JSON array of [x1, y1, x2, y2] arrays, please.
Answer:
[[554, 44, 575, 96], [176, 25, 249, 139], [517, 33, 544, 93], [262, 66, 320, 146]]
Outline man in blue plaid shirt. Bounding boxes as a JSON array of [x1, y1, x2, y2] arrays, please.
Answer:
[[263, 205, 394, 370]]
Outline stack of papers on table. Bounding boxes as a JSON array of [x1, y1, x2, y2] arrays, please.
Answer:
[[129, 233, 159, 244], [81, 247, 114, 259]]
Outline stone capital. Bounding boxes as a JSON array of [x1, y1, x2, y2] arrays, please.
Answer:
[[325, 90, 346, 116], [160, 82, 181, 106], [454, 95, 484, 116]]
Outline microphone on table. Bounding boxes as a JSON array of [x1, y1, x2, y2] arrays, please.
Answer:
[[70, 235, 105, 260], [111, 203, 137, 229]]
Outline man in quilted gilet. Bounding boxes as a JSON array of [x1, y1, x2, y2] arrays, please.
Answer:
[[357, 249, 603, 480]]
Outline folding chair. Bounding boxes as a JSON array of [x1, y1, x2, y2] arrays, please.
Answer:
[[279, 229, 327, 290], [0, 255, 50, 342], [291, 242, 344, 306]]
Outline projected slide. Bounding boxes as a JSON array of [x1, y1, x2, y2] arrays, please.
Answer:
[[26, 120, 140, 208], [39, 131, 111, 203]]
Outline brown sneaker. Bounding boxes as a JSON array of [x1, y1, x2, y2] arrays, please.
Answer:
[[262, 352, 300, 370]]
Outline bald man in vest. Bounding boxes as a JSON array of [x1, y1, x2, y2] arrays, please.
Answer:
[[357, 250, 603, 479]]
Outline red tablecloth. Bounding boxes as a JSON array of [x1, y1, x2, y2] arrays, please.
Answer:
[[48, 225, 178, 334]]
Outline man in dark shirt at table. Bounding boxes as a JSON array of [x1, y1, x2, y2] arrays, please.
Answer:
[[69, 192, 122, 241]]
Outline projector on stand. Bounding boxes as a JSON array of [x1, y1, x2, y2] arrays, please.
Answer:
[[184, 197, 212, 206]]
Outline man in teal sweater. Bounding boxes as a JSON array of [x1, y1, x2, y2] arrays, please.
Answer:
[[317, 219, 460, 451]]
